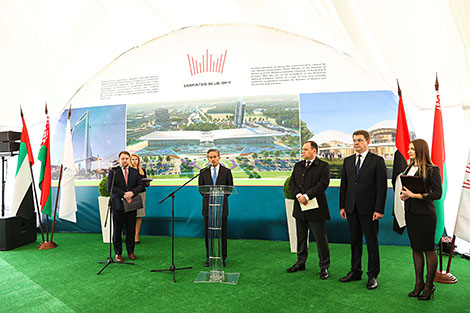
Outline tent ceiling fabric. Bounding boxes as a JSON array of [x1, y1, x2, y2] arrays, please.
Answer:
[[1, 0, 470, 129]]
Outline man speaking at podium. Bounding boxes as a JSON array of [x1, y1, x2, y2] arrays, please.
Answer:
[[198, 148, 233, 267]]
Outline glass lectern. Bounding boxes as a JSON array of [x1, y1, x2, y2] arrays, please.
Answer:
[[194, 185, 239, 285]]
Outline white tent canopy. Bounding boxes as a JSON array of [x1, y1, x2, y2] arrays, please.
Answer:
[[1, 0, 469, 246]]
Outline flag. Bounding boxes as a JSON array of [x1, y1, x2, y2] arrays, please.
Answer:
[[392, 83, 410, 233], [58, 118, 78, 222], [454, 150, 470, 243], [38, 115, 52, 217], [431, 88, 447, 244], [11, 115, 35, 219]]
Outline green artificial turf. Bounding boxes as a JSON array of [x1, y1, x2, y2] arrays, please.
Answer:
[[1, 233, 469, 313]]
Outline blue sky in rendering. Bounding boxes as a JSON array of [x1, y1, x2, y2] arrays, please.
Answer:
[[51, 104, 126, 165], [300, 90, 398, 135]]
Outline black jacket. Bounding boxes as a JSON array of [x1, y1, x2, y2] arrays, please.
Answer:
[[404, 165, 442, 215], [198, 165, 234, 217], [340, 152, 388, 215], [289, 158, 331, 221], [107, 166, 144, 211]]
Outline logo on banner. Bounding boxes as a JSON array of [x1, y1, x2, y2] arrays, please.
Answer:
[[187, 49, 227, 76]]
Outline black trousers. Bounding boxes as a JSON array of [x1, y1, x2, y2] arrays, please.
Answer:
[[347, 210, 380, 278], [295, 219, 330, 270], [204, 215, 227, 260], [112, 209, 137, 255]]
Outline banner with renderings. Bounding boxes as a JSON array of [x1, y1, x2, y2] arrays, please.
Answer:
[[61, 24, 391, 186], [51, 104, 126, 180]]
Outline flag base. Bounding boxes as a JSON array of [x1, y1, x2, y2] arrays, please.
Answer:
[[434, 270, 457, 284], [37, 241, 58, 250]]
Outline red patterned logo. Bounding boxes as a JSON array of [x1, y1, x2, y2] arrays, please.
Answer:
[[187, 49, 227, 76], [464, 163, 470, 190]]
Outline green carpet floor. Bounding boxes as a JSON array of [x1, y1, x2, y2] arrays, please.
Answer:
[[1, 233, 469, 313]]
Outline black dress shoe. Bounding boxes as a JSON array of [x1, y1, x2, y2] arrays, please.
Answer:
[[339, 271, 362, 282], [320, 269, 329, 280], [366, 277, 378, 290], [408, 284, 424, 297], [286, 263, 306, 273], [204, 260, 209, 267], [418, 286, 436, 300]]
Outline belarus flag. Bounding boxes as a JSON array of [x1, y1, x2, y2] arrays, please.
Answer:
[[38, 115, 52, 217], [431, 88, 447, 244]]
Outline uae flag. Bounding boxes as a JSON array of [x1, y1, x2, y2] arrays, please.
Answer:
[[431, 86, 447, 244], [454, 150, 470, 243], [11, 115, 35, 219], [392, 83, 410, 233], [38, 115, 52, 217]]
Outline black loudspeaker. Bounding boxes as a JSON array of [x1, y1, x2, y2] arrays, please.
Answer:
[[0, 216, 37, 251], [0, 131, 21, 142]]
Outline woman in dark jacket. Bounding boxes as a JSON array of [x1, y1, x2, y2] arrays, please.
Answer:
[[130, 153, 149, 244], [400, 139, 442, 300]]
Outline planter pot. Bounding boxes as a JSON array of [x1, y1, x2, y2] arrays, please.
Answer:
[[98, 196, 113, 243], [285, 199, 297, 253]]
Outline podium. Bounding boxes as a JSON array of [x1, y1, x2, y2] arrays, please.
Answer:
[[194, 185, 239, 285]]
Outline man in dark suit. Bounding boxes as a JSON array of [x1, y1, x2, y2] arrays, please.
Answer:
[[107, 151, 144, 262], [286, 141, 331, 279], [198, 148, 233, 267], [339, 130, 388, 289]]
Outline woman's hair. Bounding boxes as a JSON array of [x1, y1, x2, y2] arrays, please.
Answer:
[[408, 139, 433, 178], [130, 153, 145, 176]]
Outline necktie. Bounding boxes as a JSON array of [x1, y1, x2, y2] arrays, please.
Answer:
[[124, 167, 128, 185], [212, 168, 217, 185], [355, 155, 361, 175], [305, 160, 311, 168]]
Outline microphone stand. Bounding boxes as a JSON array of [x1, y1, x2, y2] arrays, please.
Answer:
[[151, 166, 210, 282], [97, 168, 134, 275]]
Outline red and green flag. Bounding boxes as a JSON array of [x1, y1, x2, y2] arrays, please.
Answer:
[[11, 113, 35, 219], [38, 115, 52, 217], [431, 85, 447, 244], [392, 82, 410, 233]]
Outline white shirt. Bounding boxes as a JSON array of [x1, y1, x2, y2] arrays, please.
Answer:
[[211, 164, 220, 179], [355, 151, 368, 170], [296, 157, 316, 201]]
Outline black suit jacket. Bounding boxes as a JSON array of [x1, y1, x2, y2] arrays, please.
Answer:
[[289, 158, 331, 221], [404, 165, 442, 215], [340, 152, 388, 215], [107, 166, 144, 211], [198, 165, 234, 217]]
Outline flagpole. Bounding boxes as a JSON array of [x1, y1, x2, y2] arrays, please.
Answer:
[[38, 104, 62, 250], [49, 164, 63, 245], [19, 107, 46, 244], [432, 73, 457, 284]]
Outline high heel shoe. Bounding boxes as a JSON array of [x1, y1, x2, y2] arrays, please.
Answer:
[[408, 285, 424, 297], [418, 286, 436, 300]]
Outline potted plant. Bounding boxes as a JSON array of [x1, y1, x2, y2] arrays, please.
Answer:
[[283, 176, 297, 253], [98, 176, 112, 243]]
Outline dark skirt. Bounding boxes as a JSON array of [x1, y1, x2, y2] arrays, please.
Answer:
[[405, 211, 436, 252]]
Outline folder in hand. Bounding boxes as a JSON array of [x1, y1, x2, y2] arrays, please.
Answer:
[[300, 198, 319, 211], [400, 175, 426, 194]]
